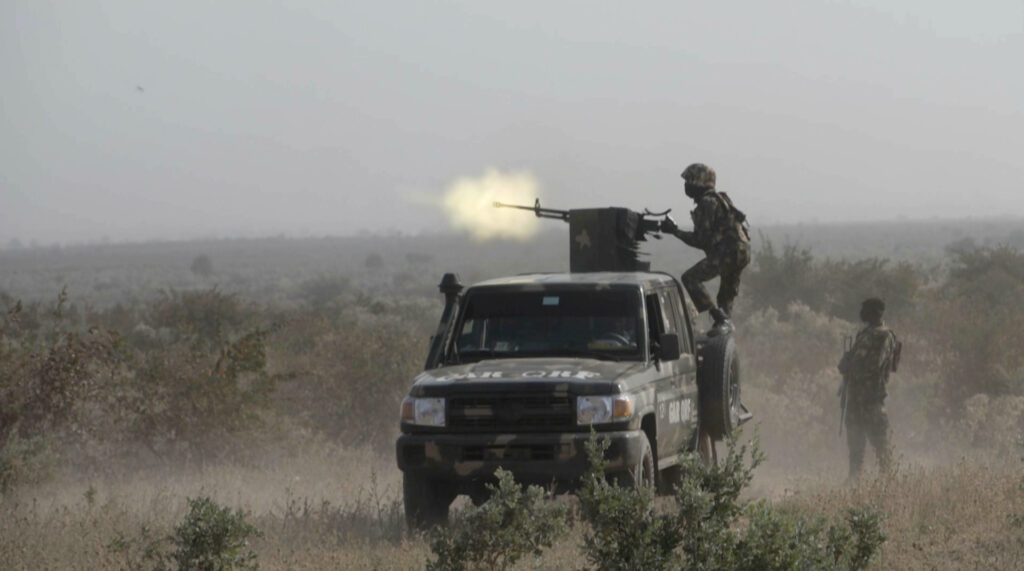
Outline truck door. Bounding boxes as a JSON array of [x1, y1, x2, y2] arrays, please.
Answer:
[[652, 287, 698, 465]]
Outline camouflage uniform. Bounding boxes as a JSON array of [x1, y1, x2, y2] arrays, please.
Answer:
[[840, 322, 897, 478], [670, 164, 750, 316]]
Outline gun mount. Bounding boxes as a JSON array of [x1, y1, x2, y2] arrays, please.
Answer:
[[494, 199, 672, 273]]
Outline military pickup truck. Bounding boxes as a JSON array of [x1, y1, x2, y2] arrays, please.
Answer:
[[395, 205, 751, 527]]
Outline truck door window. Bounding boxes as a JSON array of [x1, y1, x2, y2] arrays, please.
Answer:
[[663, 289, 692, 354], [659, 291, 677, 333], [645, 293, 666, 351]]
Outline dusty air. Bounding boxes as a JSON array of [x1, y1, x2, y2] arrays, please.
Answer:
[[442, 169, 542, 241]]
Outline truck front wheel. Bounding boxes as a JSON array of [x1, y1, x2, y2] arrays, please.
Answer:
[[615, 431, 655, 490], [403, 473, 455, 529]]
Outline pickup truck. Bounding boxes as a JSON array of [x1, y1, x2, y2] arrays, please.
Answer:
[[396, 269, 750, 526]]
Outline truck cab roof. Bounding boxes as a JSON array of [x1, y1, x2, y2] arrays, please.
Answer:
[[470, 271, 680, 291]]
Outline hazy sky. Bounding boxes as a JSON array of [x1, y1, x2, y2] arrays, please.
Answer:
[[2, 0, 1023, 244]]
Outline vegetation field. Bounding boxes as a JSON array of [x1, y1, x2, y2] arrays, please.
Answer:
[[2, 218, 1024, 569]]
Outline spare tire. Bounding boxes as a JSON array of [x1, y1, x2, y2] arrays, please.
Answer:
[[697, 333, 741, 441]]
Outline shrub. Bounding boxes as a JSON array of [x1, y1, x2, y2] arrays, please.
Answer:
[[0, 292, 121, 490], [107, 497, 262, 571], [268, 310, 428, 448], [171, 496, 262, 571], [578, 433, 887, 570], [931, 245, 1024, 404], [577, 436, 682, 570], [296, 274, 351, 307], [746, 238, 920, 319], [190, 254, 214, 278], [427, 469, 567, 571], [148, 289, 255, 348]]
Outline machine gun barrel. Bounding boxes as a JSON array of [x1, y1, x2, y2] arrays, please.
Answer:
[[493, 198, 570, 222], [492, 199, 674, 272]]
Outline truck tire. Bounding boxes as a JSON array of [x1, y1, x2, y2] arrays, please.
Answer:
[[615, 431, 655, 490], [698, 334, 740, 441], [403, 473, 455, 529]]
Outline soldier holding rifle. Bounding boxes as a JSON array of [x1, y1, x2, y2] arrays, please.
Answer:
[[838, 297, 901, 479]]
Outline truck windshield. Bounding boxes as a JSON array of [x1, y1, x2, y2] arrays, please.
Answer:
[[451, 289, 644, 362]]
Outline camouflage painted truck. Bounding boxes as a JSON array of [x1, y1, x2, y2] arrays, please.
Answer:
[[395, 203, 752, 526]]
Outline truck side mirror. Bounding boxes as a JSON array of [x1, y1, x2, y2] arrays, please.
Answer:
[[656, 333, 682, 361]]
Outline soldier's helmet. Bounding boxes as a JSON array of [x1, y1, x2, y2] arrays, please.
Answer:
[[681, 163, 716, 189]]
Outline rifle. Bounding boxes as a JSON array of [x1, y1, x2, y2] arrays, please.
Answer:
[[838, 335, 853, 436]]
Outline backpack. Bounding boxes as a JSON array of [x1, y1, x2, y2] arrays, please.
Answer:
[[715, 191, 751, 243]]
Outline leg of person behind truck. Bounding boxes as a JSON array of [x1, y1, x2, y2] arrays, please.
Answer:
[[864, 403, 892, 474], [845, 406, 867, 480]]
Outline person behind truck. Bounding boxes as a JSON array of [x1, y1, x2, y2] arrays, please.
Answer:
[[660, 163, 751, 320], [838, 297, 900, 479]]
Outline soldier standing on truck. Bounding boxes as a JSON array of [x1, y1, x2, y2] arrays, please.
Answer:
[[838, 297, 901, 479], [660, 163, 751, 319]]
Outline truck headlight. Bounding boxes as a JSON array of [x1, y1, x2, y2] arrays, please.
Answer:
[[401, 397, 446, 427], [577, 395, 634, 425]]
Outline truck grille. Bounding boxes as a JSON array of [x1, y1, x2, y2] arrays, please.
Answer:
[[448, 394, 574, 432], [461, 444, 563, 462]]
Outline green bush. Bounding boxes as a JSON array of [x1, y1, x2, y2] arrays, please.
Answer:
[[427, 469, 567, 571], [577, 436, 682, 570], [171, 496, 262, 571], [746, 238, 920, 319], [0, 292, 121, 490], [578, 434, 887, 570], [107, 497, 262, 571], [931, 244, 1024, 404], [148, 289, 256, 348]]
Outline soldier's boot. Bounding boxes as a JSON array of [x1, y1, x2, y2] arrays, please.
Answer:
[[710, 307, 729, 323], [707, 307, 733, 337]]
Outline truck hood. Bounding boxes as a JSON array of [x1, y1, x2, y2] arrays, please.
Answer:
[[409, 357, 644, 396]]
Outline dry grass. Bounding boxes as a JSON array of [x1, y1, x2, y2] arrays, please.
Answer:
[[3, 439, 1023, 570], [780, 459, 1024, 569]]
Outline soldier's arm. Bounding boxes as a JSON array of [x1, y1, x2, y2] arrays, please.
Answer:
[[673, 229, 702, 248]]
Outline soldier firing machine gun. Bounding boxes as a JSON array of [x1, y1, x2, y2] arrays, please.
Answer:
[[494, 199, 675, 273]]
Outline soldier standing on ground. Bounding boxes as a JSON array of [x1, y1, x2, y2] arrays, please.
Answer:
[[661, 163, 751, 319], [838, 297, 900, 479]]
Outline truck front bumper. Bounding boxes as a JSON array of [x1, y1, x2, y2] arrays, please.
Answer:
[[396, 430, 646, 491]]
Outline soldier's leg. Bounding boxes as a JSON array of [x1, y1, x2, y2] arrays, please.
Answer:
[[681, 257, 721, 313], [715, 245, 751, 317], [866, 403, 892, 473], [845, 406, 867, 479], [717, 266, 741, 317]]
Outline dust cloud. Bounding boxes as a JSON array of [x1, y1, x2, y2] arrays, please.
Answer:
[[442, 169, 543, 241]]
